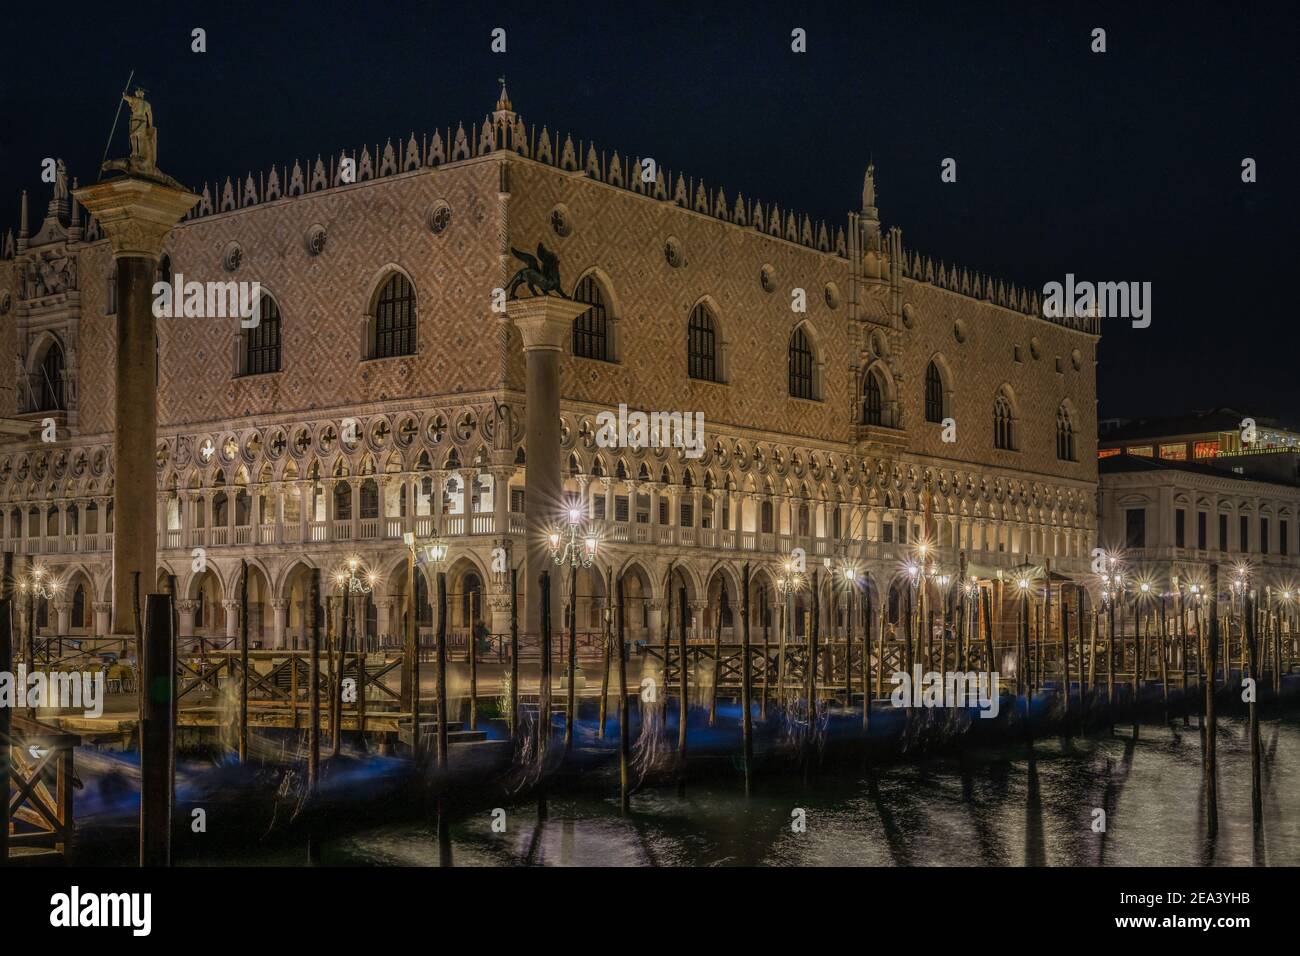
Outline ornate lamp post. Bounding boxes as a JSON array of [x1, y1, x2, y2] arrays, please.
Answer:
[[551, 507, 596, 748], [400, 532, 448, 731], [327, 556, 375, 756], [774, 557, 804, 697], [17, 564, 62, 709]]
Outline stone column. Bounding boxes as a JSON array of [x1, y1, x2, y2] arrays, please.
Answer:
[[176, 600, 196, 638], [93, 601, 112, 637], [373, 598, 393, 646], [223, 599, 240, 639], [647, 598, 664, 644], [508, 296, 590, 638], [689, 600, 708, 642], [54, 599, 70, 635], [271, 598, 288, 648], [76, 175, 197, 633]]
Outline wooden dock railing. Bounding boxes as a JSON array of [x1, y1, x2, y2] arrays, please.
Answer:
[[6, 715, 80, 860]]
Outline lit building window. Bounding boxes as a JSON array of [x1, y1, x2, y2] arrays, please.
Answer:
[[1159, 442, 1187, 460]]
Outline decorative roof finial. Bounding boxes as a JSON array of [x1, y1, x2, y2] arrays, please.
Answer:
[[496, 75, 512, 113], [862, 161, 877, 214]]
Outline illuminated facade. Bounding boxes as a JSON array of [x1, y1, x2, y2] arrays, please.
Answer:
[[0, 86, 1099, 648]]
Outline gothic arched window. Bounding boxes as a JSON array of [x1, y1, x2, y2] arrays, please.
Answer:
[[72, 584, 86, 629], [863, 370, 883, 425], [1056, 404, 1076, 461], [37, 340, 65, 412], [994, 389, 1016, 451], [788, 327, 815, 400], [687, 304, 719, 382], [924, 360, 945, 423], [572, 274, 610, 361], [373, 273, 416, 358], [245, 295, 282, 375]]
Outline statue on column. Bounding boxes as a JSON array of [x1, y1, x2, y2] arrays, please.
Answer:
[[101, 85, 184, 188], [123, 88, 158, 174]]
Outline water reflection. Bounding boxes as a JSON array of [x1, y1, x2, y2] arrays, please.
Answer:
[[319, 714, 1299, 867]]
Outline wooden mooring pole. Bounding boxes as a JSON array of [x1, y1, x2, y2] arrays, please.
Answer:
[[1206, 565, 1220, 837], [436, 572, 449, 769], [616, 574, 629, 812], [564, 563, 576, 749], [0, 598, 11, 865], [140, 593, 174, 867], [537, 571, 551, 764], [709, 584, 722, 727], [239, 559, 249, 763], [1159, 594, 1170, 721], [980, 586, 994, 690], [510, 566, 519, 743], [809, 569, 820, 722], [677, 581, 688, 797], [469, 589, 478, 732], [308, 571, 321, 790], [1245, 589, 1262, 833], [741, 563, 753, 786], [862, 581, 872, 734], [409, 562, 421, 757], [1178, 586, 1189, 727], [599, 567, 612, 738], [661, 562, 673, 724], [843, 577, 854, 706], [1076, 585, 1087, 707], [1060, 583, 1071, 722], [326, 596, 339, 758], [333, 585, 349, 757]]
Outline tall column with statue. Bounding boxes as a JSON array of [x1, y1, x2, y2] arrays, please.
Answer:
[[76, 88, 196, 635], [75, 86, 196, 868], [503, 246, 588, 640]]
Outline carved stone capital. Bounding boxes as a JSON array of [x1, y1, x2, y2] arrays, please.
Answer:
[[74, 175, 198, 261], [508, 297, 589, 352]]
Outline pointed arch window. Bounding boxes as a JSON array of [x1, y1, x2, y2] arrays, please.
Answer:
[[72, 583, 87, 629], [373, 273, 416, 358], [572, 274, 610, 361], [688, 303, 719, 382], [245, 295, 282, 375], [1056, 404, 1076, 461], [863, 370, 883, 425], [924, 360, 945, 423], [37, 339, 65, 412], [994, 389, 1017, 451], [788, 327, 815, 400]]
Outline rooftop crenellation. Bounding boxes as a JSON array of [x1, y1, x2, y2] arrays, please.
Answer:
[[4, 87, 1095, 335]]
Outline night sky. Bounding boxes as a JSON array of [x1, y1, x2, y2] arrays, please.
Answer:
[[1, 0, 1294, 421]]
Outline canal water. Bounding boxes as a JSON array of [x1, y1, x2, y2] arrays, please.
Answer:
[[174, 712, 1298, 867]]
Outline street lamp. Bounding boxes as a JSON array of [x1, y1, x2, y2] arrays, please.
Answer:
[[333, 555, 375, 595], [19, 563, 62, 601], [550, 507, 596, 569], [552, 506, 597, 748], [17, 564, 62, 688], [332, 556, 375, 659]]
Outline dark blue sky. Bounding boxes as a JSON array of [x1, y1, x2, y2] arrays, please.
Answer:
[[2, 0, 1294, 420]]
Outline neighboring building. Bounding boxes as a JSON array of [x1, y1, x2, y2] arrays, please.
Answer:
[[0, 85, 1099, 649], [1099, 408, 1300, 587], [1099, 407, 1300, 486]]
